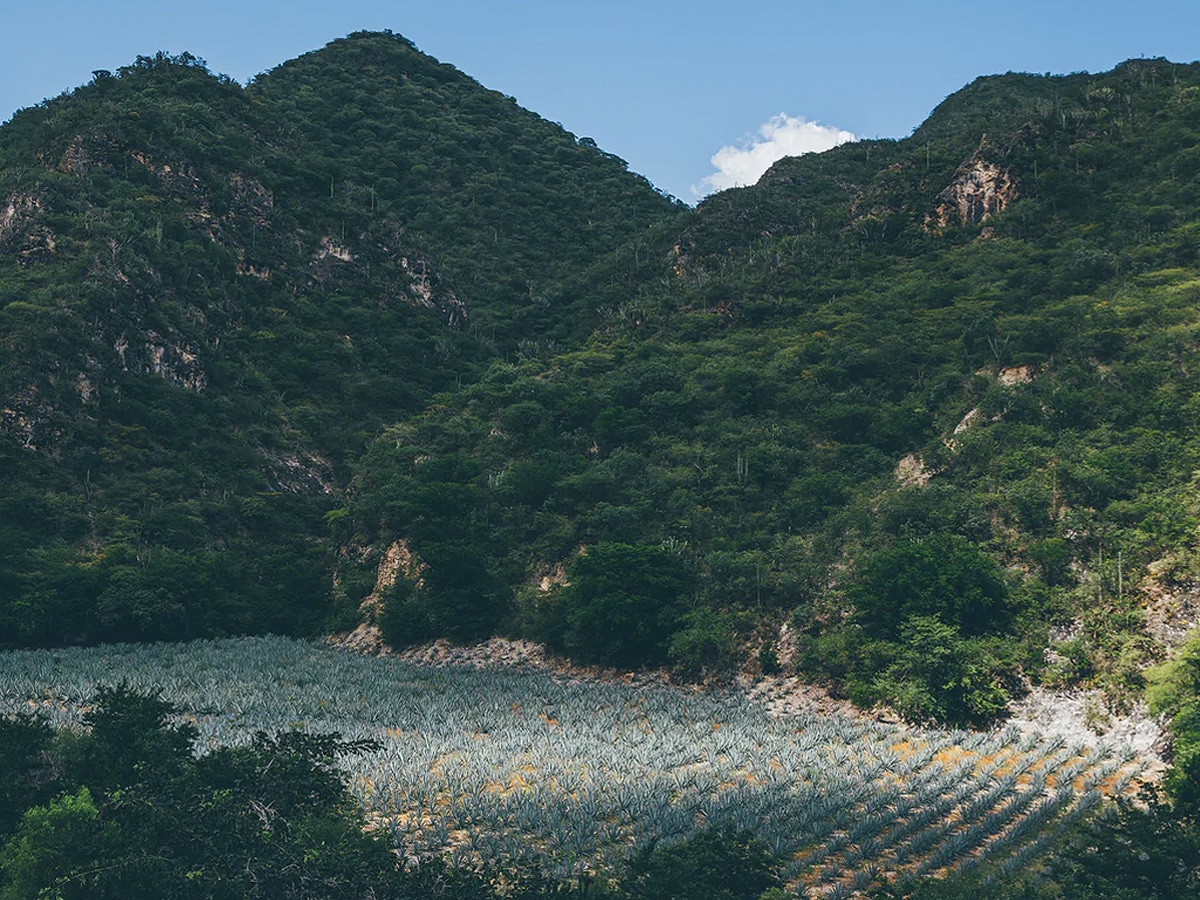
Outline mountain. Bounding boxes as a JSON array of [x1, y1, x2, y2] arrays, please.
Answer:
[[343, 56, 1200, 725], [0, 31, 677, 646], [5, 34, 1200, 899], [3, 37, 1200, 731]]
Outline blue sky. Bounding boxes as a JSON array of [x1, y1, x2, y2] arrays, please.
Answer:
[[3, 1, 1198, 201]]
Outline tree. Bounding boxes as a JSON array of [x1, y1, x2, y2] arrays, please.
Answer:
[[0, 713, 57, 838], [622, 829, 781, 900], [800, 536, 1020, 727], [851, 535, 1010, 638], [872, 616, 1014, 726], [0, 686, 397, 900], [561, 543, 693, 668], [74, 682, 197, 792], [1148, 632, 1200, 811], [0, 787, 103, 900], [668, 609, 746, 682]]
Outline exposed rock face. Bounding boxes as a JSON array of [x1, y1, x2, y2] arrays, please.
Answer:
[[398, 253, 467, 329], [143, 331, 207, 391], [261, 448, 336, 495], [928, 136, 1019, 230], [953, 407, 981, 435], [0, 192, 56, 264], [358, 539, 426, 614], [1141, 556, 1200, 649], [536, 562, 568, 593], [895, 452, 932, 487], [0, 194, 30, 237], [1007, 687, 1163, 763], [1, 386, 57, 450], [315, 235, 354, 263], [375, 539, 424, 592], [998, 364, 1034, 386]]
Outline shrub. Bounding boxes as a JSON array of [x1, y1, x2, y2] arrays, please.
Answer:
[[377, 578, 435, 649], [799, 535, 1021, 727], [1147, 632, 1200, 810], [621, 829, 780, 900], [668, 609, 746, 682], [851, 535, 1010, 638], [870, 617, 1016, 726], [561, 543, 693, 668], [379, 543, 511, 649]]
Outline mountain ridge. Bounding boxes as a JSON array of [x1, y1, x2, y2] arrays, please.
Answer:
[[342, 51, 1200, 726], [3, 37, 1200, 734], [5, 36, 1200, 898], [0, 32, 675, 646]]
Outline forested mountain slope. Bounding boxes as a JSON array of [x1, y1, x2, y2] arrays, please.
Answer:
[[0, 31, 677, 647], [344, 56, 1200, 725], [3, 36, 1200, 731], [4, 36, 1200, 900]]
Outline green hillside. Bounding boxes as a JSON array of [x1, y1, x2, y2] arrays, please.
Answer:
[[0, 32, 676, 647], [345, 57, 1200, 725], [2, 35, 1200, 899], [2, 38, 1200, 731]]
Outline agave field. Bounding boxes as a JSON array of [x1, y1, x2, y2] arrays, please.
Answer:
[[0, 636, 1145, 896]]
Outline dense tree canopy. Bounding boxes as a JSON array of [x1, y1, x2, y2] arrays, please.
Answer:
[[0, 32, 675, 650], [558, 542, 694, 668], [2, 37, 1200, 736]]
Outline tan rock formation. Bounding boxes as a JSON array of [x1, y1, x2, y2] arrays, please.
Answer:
[[928, 136, 1019, 231]]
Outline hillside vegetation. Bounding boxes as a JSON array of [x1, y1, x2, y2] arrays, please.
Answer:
[[3, 37, 1200, 729], [347, 56, 1200, 725], [2, 32, 1200, 898], [0, 32, 675, 647]]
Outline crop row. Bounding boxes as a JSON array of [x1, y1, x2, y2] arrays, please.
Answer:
[[0, 636, 1143, 892]]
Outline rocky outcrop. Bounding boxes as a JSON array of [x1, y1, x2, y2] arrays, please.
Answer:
[[397, 252, 467, 329], [355, 539, 427, 614], [998, 364, 1034, 386], [0, 192, 56, 265], [260, 448, 336, 495], [895, 452, 932, 487], [113, 329, 207, 392], [1, 386, 58, 450], [927, 136, 1019, 231]]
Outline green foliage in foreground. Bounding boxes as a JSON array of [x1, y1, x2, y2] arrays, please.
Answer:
[[622, 829, 780, 900], [0, 682, 789, 899], [0, 684, 400, 899], [1148, 629, 1200, 811]]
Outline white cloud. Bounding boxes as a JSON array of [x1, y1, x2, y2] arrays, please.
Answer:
[[694, 113, 855, 197]]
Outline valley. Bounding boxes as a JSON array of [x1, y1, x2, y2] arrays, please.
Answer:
[[2, 31, 1200, 898], [0, 636, 1149, 895]]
